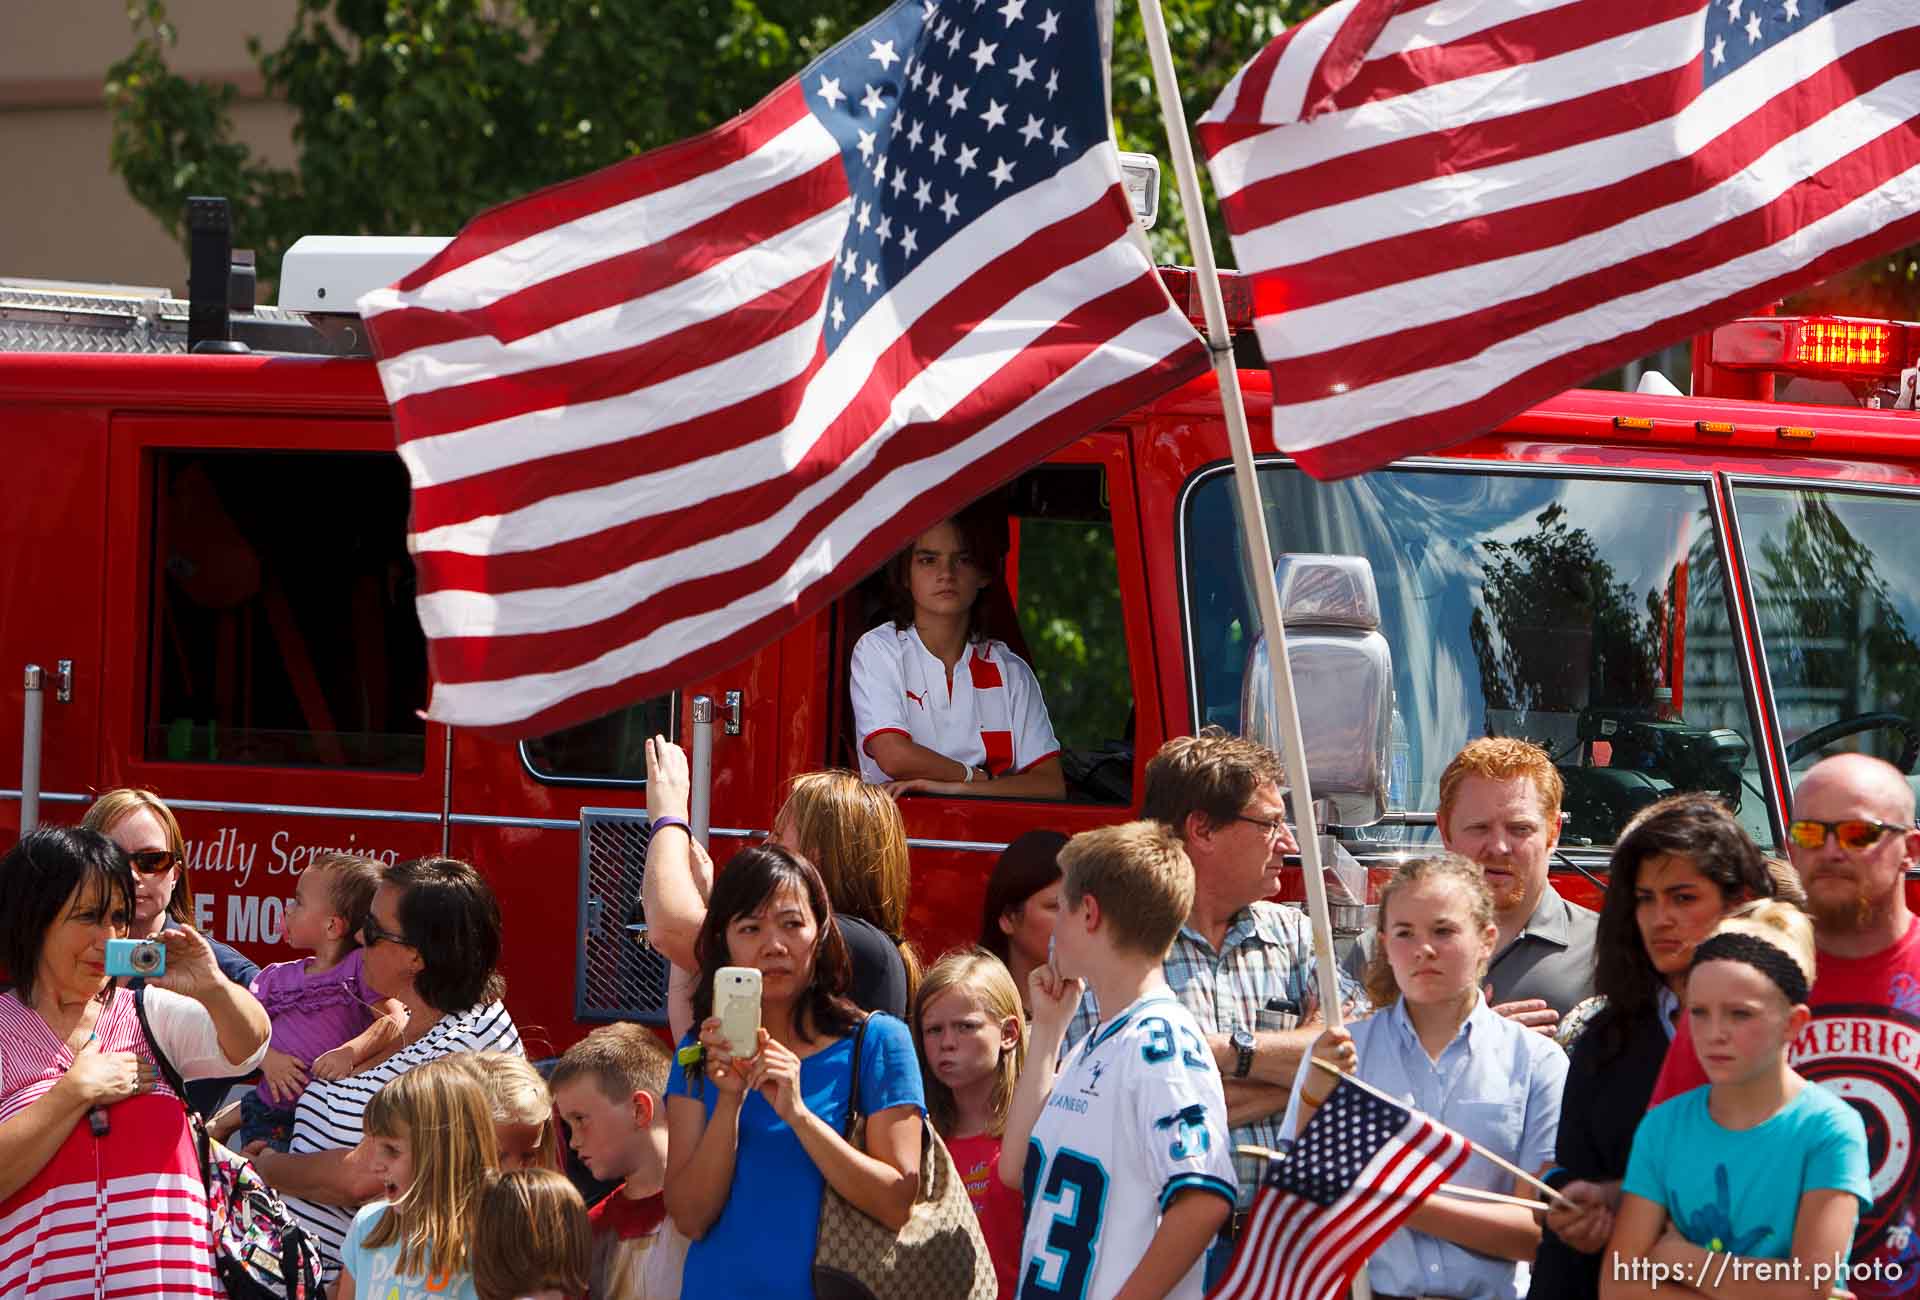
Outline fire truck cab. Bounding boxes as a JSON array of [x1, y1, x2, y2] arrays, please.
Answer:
[[5, 246, 1920, 1051]]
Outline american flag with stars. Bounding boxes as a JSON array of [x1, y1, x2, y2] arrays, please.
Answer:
[[1198, 0, 1920, 480], [357, 0, 1206, 736], [1209, 1080, 1470, 1300]]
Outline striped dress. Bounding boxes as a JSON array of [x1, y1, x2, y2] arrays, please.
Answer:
[[0, 988, 219, 1297], [281, 999, 521, 1277]]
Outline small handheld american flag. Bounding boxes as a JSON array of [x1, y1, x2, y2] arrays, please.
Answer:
[[1209, 1080, 1471, 1300]]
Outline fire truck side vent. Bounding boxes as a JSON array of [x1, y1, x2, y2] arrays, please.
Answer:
[[576, 808, 672, 1026]]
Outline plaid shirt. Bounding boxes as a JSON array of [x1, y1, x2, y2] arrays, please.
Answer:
[[1061, 901, 1366, 1205]]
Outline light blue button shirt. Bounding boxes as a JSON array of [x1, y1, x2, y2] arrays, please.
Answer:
[[1280, 996, 1568, 1300]]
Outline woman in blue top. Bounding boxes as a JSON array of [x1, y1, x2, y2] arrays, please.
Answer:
[[1603, 902, 1869, 1298], [1284, 854, 1567, 1300], [665, 843, 925, 1297]]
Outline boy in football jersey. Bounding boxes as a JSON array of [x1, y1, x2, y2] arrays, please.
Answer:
[[1000, 821, 1235, 1300]]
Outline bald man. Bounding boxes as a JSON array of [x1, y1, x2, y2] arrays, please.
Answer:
[[1647, 753, 1920, 1293]]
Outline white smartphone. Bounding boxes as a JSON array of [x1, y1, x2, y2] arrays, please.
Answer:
[[714, 966, 763, 1060]]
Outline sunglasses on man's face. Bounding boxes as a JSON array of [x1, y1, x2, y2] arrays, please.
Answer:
[[128, 849, 178, 876], [1786, 818, 1908, 853]]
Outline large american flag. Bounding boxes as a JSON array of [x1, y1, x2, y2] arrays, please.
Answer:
[[359, 0, 1207, 735], [1209, 1080, 1470, 1300], [1198, 0, 1920, 480]]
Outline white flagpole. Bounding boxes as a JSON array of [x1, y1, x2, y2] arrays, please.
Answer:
[[1130, 1, 1346, 1033]]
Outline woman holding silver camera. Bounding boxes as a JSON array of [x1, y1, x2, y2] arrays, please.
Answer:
[[0, 826, 270, 1296]]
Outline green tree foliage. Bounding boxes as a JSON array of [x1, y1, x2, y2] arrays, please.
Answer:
[[106, 0, 1323, 282]]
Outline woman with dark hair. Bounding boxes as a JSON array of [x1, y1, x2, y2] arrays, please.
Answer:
[[979, 829, 1067, 1010], [250, 855, 523, 1281], [665, 844, 925, 1298], [0, 826, 270, 1295], [1532, 793, 1784, 1300]]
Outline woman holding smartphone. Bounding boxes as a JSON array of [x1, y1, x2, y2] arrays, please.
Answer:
[[663, 844, 926, 1297]]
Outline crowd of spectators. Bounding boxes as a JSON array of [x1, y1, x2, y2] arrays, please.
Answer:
[[2, 730, 1916, 1299]]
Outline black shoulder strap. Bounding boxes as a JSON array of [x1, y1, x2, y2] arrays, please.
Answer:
[[841, 1012, 873, 1139], [133, 985, 214, 1187], [132, 984, 190, 1101]]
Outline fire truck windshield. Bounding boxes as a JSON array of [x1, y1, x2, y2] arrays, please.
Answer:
[[1182, 463, 1775, 851], [1727, 481, 1920, 791]]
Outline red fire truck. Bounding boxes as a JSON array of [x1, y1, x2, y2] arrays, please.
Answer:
[[4, 241, 1918, 1053]]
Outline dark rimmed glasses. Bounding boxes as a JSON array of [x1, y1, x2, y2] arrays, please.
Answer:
[[1786, 818, 1908, 853], [1232, 814, 1292, 844], [359, 916, 413, 948]]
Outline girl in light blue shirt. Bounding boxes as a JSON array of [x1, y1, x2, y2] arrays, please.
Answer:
[[1285, 854, 1566, 1300]]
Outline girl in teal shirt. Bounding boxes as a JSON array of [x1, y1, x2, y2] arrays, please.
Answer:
[[1605, 902, 1869, 1297]]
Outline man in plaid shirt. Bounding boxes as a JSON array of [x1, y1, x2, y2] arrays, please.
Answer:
[[1060, 728, 1366, 1227]]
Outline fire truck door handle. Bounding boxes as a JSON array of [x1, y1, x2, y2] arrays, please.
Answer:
[[723, 690, 742, 736], [55, 660, 72, 704]]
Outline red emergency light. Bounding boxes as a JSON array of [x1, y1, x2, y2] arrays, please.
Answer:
[[1707, 314, 1915, 382]]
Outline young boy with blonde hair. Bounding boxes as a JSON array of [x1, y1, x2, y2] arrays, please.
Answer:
[[549, 1023, 686, 1299], [1000, 821, 1235, 1300]]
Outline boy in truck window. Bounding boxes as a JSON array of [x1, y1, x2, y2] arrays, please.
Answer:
[[851, 508, 1065, 799]]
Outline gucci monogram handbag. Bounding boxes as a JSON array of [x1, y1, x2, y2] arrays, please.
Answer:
[[814, 1015, 997, 1300]]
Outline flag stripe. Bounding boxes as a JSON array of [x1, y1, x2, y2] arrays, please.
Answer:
[[1335, 0, 1666, 113], [369, 155, 849, 358], [420, 331, 1199, 731], [369, 0, 1209, 735], [1262, 149, 1920, 442], [401, 270, 829, 514], [1201, 0, 1920, 481], [1202, 6, 1703, 203], [1260, 76, 1920, 392], [1224, 7, 1907, 272], [415, 267, 1184, 683], [386, 82, 820, 294], [1211, 1085, 1472, 1300], [406, 153, 1151, 564], [404, 277, 833, 532], [1287, 201, 1920, 479], [1245, 38, 1918, 342], [381, 197, 848, 421]]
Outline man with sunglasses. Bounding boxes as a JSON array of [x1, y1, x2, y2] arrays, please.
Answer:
[[1650, 752, 1920, 1293]]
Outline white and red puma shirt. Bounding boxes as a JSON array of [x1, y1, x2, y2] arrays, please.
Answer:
[[850, 623, 1059, 784]]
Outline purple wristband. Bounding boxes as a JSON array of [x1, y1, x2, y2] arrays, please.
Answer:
[[650, 815, 691, 839]]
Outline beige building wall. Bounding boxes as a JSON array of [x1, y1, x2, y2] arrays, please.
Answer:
[[0, 2, 298, 292]]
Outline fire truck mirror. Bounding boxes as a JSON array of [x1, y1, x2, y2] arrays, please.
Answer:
[[1240, 554, 1392, 828]]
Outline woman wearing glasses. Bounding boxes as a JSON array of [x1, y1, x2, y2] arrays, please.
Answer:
[[0, 827, 270, 1297], [83, 787, 260, 1115], [246, 855, 523, 1284]]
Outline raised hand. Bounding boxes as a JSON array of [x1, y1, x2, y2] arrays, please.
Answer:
[[646, 736, 693, 822]]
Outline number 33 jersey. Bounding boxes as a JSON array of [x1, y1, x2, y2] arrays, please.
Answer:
[[1019, 991, 1237, 1300]]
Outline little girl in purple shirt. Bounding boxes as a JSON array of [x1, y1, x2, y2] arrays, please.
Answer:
[[235, 853, 408, 1150]]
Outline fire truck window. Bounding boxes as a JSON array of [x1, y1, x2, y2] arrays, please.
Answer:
[[521, 697, 676, 785], [1012, 498, 1132, 803], [146, 451, 427, 770], [1731, 485, 1920, 791], [1182, 466, 1772, 849]]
